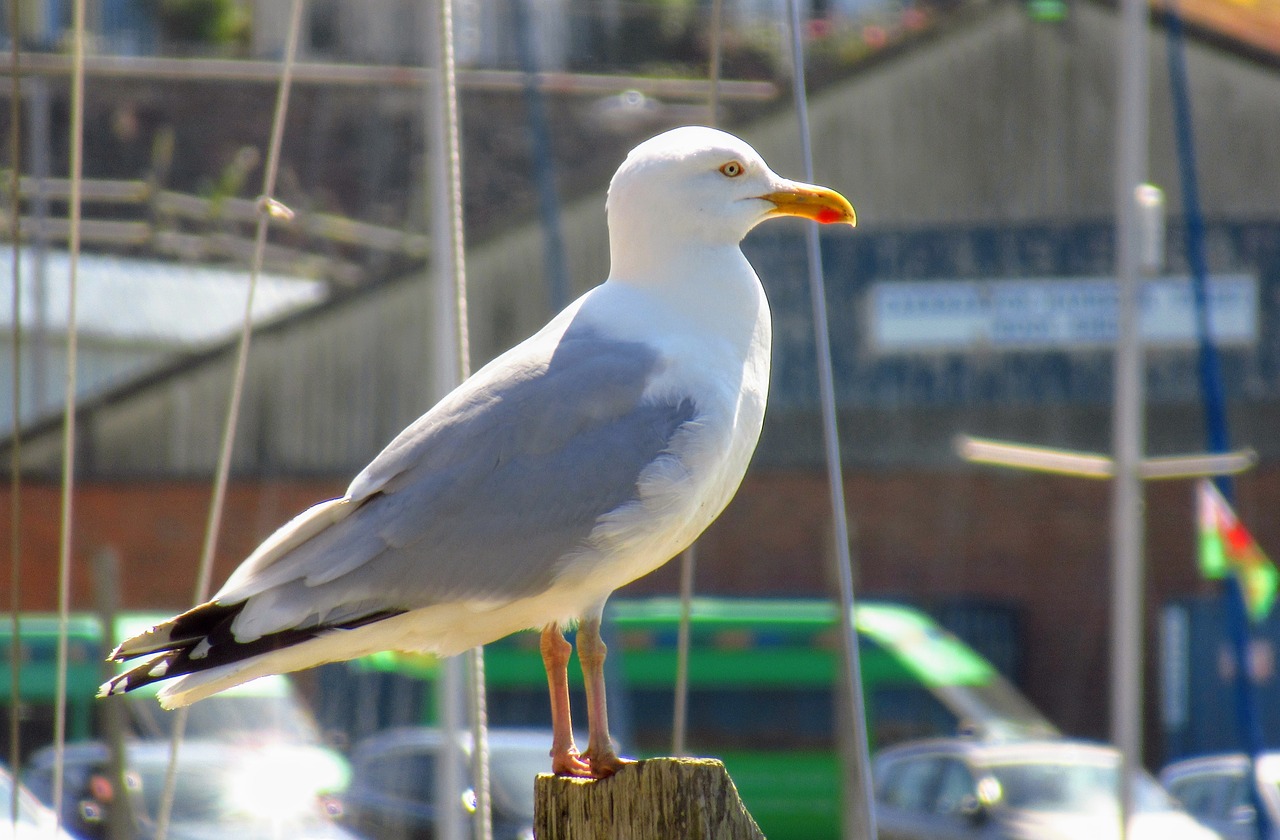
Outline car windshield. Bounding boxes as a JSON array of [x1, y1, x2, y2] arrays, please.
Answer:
[[1, 772, 46, 826], [129, 754, 332, 830], [488, 747, 546, 817], [128, 694, 321, 744], [986, 757, 1174, 816], [1255, 758, 1280, 798], [935, 681, 1061, 740]]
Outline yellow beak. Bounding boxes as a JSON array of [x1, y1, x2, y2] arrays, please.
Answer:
[[760, 182, 857, 227]]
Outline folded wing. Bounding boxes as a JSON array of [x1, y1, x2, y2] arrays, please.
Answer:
[[105, 321, 699, 694]]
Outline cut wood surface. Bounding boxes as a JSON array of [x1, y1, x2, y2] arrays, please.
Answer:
[[534, 757, 767, 839]]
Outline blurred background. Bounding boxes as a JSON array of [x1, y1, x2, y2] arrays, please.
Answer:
[[1, 0, 1280, 838]]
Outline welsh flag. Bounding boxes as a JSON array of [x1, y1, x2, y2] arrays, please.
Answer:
[[1197, 479, 1279, 622]]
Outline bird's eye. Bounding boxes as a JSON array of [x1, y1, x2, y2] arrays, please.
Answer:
[[719, 161, 744, 178]]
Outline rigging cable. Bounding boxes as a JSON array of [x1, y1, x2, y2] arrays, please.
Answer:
[[52, 0, 87, 830], [425, 0, 492, 835], [152, 1, 306, 837], [783, 2, 876, 837]]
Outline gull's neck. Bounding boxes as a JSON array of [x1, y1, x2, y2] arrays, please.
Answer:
[[596, 233, 768, 363], [610, 236, 759, 307], [611, 233, 744, 277]]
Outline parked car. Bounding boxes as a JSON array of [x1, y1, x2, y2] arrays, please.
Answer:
[[0, 763, 76, 840], [114, 614, 329, 748], [343, 727, 552, 840], [22, 740, 358, 840], [1161, 752, 1280, 840], [873, 737, 1222, 840]]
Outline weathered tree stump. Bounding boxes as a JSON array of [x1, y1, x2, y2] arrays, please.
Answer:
[[534, 757, 766, 839]]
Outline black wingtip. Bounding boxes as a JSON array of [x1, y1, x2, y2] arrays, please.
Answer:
[[99, 603, 411, 700], [110, 601, 246, 662], [99, 651, 177, 697]]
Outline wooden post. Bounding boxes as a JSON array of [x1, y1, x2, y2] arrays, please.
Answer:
[[534, 757, 766, 839]]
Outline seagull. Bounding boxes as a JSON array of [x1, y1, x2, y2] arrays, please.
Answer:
[[101, 125, 855, 778]]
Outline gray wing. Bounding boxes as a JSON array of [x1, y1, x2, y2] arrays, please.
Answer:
[[217, 323, 698, 637]]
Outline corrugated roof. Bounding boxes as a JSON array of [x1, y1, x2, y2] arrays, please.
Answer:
[[0, 246, 328, 346]]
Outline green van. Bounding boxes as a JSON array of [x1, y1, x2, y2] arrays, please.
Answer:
[[336, 597, 1056, 840]]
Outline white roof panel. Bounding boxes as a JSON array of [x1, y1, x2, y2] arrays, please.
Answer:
[[0, 246, 328, 345]]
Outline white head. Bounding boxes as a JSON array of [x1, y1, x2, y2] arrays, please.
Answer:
[[605, 126, 855, 278]]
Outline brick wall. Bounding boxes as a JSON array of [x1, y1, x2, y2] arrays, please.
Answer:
[[6, 464, 1276, 757], [635, 466, 1280, 749], [4, 480, 346, 612]]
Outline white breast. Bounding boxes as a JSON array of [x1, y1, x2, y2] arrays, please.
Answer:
[[557, 254, 773, 596]]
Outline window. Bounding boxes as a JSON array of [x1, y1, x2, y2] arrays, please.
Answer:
[[933, 758, 977, 816], [867, 686, 961, 748], [1169, 770, 1244, 821], [877, 756, 941, 812], [362, 749, 437, 805]]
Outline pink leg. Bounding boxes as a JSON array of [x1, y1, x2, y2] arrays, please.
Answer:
[[540, 623, 591, 776], [577, 615, 632, 778]]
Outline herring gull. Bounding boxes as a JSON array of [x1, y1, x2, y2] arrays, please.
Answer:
[[101, 125, 856, 778]]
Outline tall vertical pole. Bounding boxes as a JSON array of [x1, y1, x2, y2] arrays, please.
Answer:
[[1111, 0, 1149, 834], [7, 4, 26, 824], [672, 0, 726, 760], [1165, 7, 1267, 837], [512, 0, 568, 315], [93, 549, 135, 840]]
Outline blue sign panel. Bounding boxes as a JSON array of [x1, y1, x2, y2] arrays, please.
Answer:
[[869, 275, 1258, 352], [743, 220, 1280, 414]]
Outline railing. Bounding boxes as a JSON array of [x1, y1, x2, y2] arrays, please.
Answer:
[[1, 174, 430, 284]]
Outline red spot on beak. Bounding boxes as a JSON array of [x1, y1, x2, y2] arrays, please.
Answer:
[[816, 207, 842, 224]]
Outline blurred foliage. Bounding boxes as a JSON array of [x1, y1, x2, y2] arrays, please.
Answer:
[[564, 0, 960, 87], [151, 0, 251, 48]]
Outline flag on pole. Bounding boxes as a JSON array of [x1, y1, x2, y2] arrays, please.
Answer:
[[1197, 479, 1279, 622]]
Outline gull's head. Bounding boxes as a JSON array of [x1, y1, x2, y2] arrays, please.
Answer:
[[606, 126, 855, 258]]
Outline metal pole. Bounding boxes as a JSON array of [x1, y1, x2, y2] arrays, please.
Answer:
[[707, 0, 724, 127], [783, 2, 875, 838], [672, 543, 694, 756], [673, 0, 726, 761], [93, 549, 135, 840], [1111, 0, 1150, 834], [513, 0, 568, 315], [1164, 6, 1267, 837], [7, 7, 25, 825]]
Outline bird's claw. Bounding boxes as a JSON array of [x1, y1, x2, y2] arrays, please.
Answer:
[[581, 747, 633, 779], [551, 746, 593, 777], [550, 745, 633, 779]]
